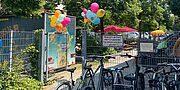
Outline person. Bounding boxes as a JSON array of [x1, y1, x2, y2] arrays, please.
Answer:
[[171, 38, 180, 56]]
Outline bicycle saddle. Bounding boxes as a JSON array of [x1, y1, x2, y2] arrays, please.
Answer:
[[124, 73, 136, 81], [67, 67, 76, 73]]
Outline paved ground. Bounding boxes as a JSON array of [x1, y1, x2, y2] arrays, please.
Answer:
[[43, 49, 138, 90]]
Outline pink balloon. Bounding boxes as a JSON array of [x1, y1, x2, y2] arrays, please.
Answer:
[[85, 15, 88, 19], [83, 9, 87, 14], [64, 17, 71, 24], [91, 3, 99, 13], [61, 20, 67, 27]]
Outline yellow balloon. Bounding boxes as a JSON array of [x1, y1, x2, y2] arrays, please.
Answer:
[[51, 15, 57, 22], [97, 9, 105, 18], [50, 22, 56, 27], [84, 19, 90, 23]]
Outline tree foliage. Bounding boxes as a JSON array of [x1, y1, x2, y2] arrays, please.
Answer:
[[65, 0, 174, 32], [1, 0, 45, 18], [168, 0, 180, 17]]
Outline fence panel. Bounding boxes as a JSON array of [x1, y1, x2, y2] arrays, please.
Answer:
[[0, 30, 36, 78], [138, 31, 180, 67]]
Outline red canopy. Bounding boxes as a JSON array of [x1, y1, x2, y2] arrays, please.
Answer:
[[119, 27, 138, 32], [97, 25, 137, 32]]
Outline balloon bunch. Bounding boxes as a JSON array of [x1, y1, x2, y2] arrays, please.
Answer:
[[50, 10, 71, 30], [81, 3, 105, 24]]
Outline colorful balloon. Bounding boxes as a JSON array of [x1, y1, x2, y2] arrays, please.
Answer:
[[56, 23, 63, 30], [81, 12, 85, 17], [50, 22, 56, 27], [91, 3, 99, 13], [55, 10, 61, 18], [96, 9, 105, 18], [64, 17, 71, 24], [83, 9, 88, 14], [86, 10, 98, 23], [51, 15, 57, 22], [84, 19, 90, 23], [61, 20, 67, 27], [85, 15, 88, 19], [94, 18, 100, 24], [57, 14, 65, 23]]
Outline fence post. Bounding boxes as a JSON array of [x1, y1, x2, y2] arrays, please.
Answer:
[[38, 31, 45, 82], [9, 30, 13, 72], [81, 30, 87, 74]]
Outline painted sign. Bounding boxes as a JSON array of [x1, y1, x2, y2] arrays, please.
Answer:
[[103, 35, 123, 47], [46, 13, 76, 70]]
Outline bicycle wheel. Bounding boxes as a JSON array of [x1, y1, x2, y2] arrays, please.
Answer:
[[113, 71, 124, 90], [55, 81, 72, 90], [144, 70, 155, 90], [82, 86, 93, 90], [136, 73, 145, 90], [83, 69, 95, 90], [102, 69, 114, 90]]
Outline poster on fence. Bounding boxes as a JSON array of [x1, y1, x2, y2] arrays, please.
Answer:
[[45, 13, 76, 70], [140, 42, 154, 52], [103, 35, 123, 47]]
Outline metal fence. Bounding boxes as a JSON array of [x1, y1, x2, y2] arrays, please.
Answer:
[[82, 30, 137, 74], [138, 31, 180, 67], [0, 30, 36, 78]]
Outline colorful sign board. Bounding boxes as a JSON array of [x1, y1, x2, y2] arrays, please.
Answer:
[[46, 13, 76, 70]]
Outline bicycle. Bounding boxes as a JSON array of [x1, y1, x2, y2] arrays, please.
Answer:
[[147, 62, 180, 90], [81, 56, 115, 90], [54, 56, 92, 90], [110, 61, 130, 90], [116, 53, 145, 90], [54, 67, 78, 90]]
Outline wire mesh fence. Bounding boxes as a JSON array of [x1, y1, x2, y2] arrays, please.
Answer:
[[85, 31, 137, 68], [138, 31, 180, 67], [0, 30, 36, 78]]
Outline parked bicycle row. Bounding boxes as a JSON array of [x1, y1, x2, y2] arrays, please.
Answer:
[[54, 54, 180, 90]]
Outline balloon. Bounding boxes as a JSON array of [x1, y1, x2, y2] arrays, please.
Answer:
[[56, 20, 61, 24], [91, 3, 99, 13], [64, 17, 71, 24], [50, 22, 56, 27], [81, 12, 85, 17], [86, 10, 97, 23], [94, 18, 100, 24], [85, 15, 88, 19], [61, 21, 67, 27], [97, 9, 105, 18], [51, 15, 57, 22], [57, 14, 65, 22], [84, 19, 90, 23], [83, 9, 88, 14], [62, 24, 67, 27], [56, 23, 63, 30], [55, 10, 61, 18]]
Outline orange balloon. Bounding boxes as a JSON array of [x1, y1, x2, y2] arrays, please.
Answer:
[[84, 19, 90, 23], [55, 10, 61, 18], [56, 23, 63, 30]]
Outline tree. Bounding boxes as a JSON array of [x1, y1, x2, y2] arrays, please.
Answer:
[[168, 0, 180, 17], [1, 0, 46, 18]]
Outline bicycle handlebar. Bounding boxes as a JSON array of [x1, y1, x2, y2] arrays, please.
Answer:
[[87, 56, 115, 59], [120, 53, 138, 58]]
